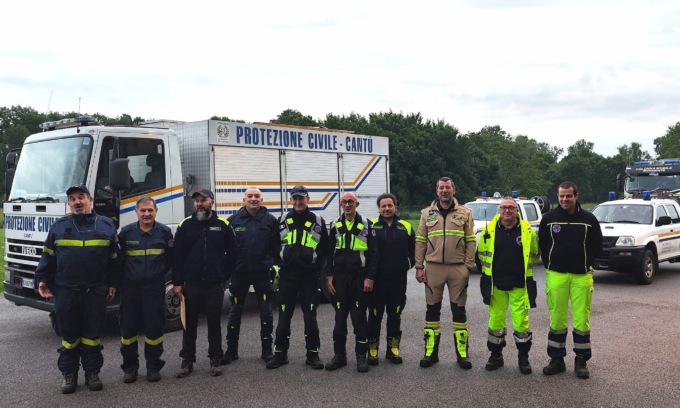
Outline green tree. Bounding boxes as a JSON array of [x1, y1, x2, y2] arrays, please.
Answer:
[[271, 109, 318, 127], [653, 122, 680, 158]]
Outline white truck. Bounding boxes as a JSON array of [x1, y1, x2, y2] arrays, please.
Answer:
[[3, 116, 390, 326], [464, 191, 548, 241], [591, 194, 680, 284]]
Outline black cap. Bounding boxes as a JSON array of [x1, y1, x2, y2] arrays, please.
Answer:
[[66, 184, 91, 196], [290, 185, 308, 197], [192, 188, 215, 200]]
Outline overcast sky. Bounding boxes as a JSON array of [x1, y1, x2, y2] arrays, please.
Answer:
[[2, 0, 679, 157]]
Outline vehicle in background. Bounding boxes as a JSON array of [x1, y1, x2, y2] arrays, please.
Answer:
[[618, 159, 680, 199], [592, 192, 680, 284]]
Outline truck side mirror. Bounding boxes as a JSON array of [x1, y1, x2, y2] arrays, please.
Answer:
[[109, 158, 131, 190], [656, 216, 672, 227], [6, 151, 17, 167], [5, 151, 18, 196]]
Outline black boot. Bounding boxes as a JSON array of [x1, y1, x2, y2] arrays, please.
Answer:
[[305, 351, 324, 369], [518, 352, 532, 375], [221, 340, 239, 365], [265, 351, 289, 369], [419, 329, 440, 368], [61, 372, 78, 394], [574, 355, 589, 379], [356, 353, 369, 373], [515, 332, 533, 375], [485, 350, 504, 371], [261, 340, 274, 362], [542, 357, 566, 375], [386, 336, 403, 364], [325, 354, 348, 371], [85, 371, 103, 391]]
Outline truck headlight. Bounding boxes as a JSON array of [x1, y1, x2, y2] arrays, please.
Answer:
[[616, 236, 635, 246]]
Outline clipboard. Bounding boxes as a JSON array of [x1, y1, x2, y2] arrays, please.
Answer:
[[180, 296, 186, 330]]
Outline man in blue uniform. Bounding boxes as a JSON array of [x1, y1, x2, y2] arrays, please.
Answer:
[[222, 187, 280, 364], [36, 184, 120, 394], [367, 193, 415, 365], [118, 196, 173, 383], [172, 188, 238, 378], [267, 185, 328, 370]]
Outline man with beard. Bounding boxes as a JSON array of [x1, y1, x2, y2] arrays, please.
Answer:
[[173, 188, 238, 378], [35, 184, 120, 393], [222, 187, 280, 365], [415, 177, 476, 369]]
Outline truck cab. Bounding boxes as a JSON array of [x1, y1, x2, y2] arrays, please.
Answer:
[[592, 193, 680, 284]]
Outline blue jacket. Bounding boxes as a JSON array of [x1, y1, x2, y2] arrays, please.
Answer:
[[371, 215, 415, 279], [119, 221, 173, 284], [228, 206, 280, 274], [172, 211, 238, 284], [35, 212, 120, 289]]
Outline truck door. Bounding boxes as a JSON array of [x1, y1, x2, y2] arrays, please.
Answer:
[[662, 204, 680, 258]]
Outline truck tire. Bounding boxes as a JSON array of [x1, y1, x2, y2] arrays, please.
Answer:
[[532, 196, 551, 214], [164, 280, 183, 332], [636, 249, 657, 285]]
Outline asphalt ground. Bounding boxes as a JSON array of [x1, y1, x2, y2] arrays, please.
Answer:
[[3, 264, 680, 407]]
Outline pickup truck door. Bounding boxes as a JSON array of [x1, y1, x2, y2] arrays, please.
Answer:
[[662, 204, 680, 258]]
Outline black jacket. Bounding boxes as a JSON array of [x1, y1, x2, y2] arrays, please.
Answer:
[[372, 215, 415, 279], [172, 211, 238, 284], [228, 206, 280, 274], [538, 202, 603, 274]]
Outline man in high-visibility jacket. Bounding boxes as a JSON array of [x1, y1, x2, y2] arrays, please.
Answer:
[[415, 177, 476, 369], [538, 181, 602, 379], [35, 184, 120, 394], [326, 191, 378, 373], [476, 198, 539, 375]]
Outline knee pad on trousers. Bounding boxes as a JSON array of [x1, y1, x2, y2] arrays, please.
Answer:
[[425, 302, 442, 322], [451, 303, 467, 323]]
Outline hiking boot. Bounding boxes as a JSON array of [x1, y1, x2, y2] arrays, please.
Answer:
[[210, 359, 223, 376], [356, 354, 369, 373], [485, 351, 504, 371], [266, 352, 289, 369], [175, 359, 193, 378], [85, 372, 103, 391], [575, 355, 590, 379], [518, 353, 532, 375], [367, 338, 379, 366], [220, 349, 239, 366], [146, 370, 161, 382], [61, 372, 78, 394], [325, 354, 348, 371], [542, 357, 566, 375], [123, 369, 138, 384], [386, 337, 403, 364], [305, 352, 324, 370]]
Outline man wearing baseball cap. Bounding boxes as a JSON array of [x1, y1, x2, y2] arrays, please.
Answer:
[[267, 185, 328, 370], [35, 184, 121, 393], [173, 188, 238, 378]]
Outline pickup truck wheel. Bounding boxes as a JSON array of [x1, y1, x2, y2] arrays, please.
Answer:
[[164, 280, 183, 332], [636, 249, 657, 285]]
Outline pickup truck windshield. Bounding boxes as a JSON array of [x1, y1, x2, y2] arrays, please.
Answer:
[[8, 136, 93, 202], [593, 204, 653, 225]]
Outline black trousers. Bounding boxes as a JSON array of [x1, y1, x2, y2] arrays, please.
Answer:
[[226, 269, 273, 344], [54, 284, 107, 374], [273, 276, 321, 353], [179, 281, 224, 362], [330, 272, 369, 355], [368, 274, 407, 340], [119, 279, 166, 372]]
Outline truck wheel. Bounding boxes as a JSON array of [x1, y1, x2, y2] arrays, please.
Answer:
[[636, 249, 657, 285], [164, 280, 183, 332], [532, 196, 551, 214]]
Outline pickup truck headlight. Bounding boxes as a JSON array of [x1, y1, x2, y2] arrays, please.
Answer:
[[616, 236, 635, 246]]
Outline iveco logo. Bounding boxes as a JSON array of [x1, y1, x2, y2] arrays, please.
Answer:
[[21, 247, 37, 256]]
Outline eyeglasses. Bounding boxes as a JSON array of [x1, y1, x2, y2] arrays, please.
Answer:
[[499, 206, 517, 211], [341, 200, 356, 206]]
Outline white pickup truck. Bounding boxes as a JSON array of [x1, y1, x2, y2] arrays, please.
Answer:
[[592, 196, 680, 284]]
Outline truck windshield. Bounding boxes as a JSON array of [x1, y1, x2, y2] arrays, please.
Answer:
[[593, 204, 653, 225], [8, 136, 93, 202], [466, 202, 500, 221], [625, 174, 680, 192]]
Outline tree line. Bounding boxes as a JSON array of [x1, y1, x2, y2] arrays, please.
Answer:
[[2, 105, 678, 206]]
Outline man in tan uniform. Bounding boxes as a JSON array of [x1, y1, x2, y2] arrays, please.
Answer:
[[415, 177, 476, 369]]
